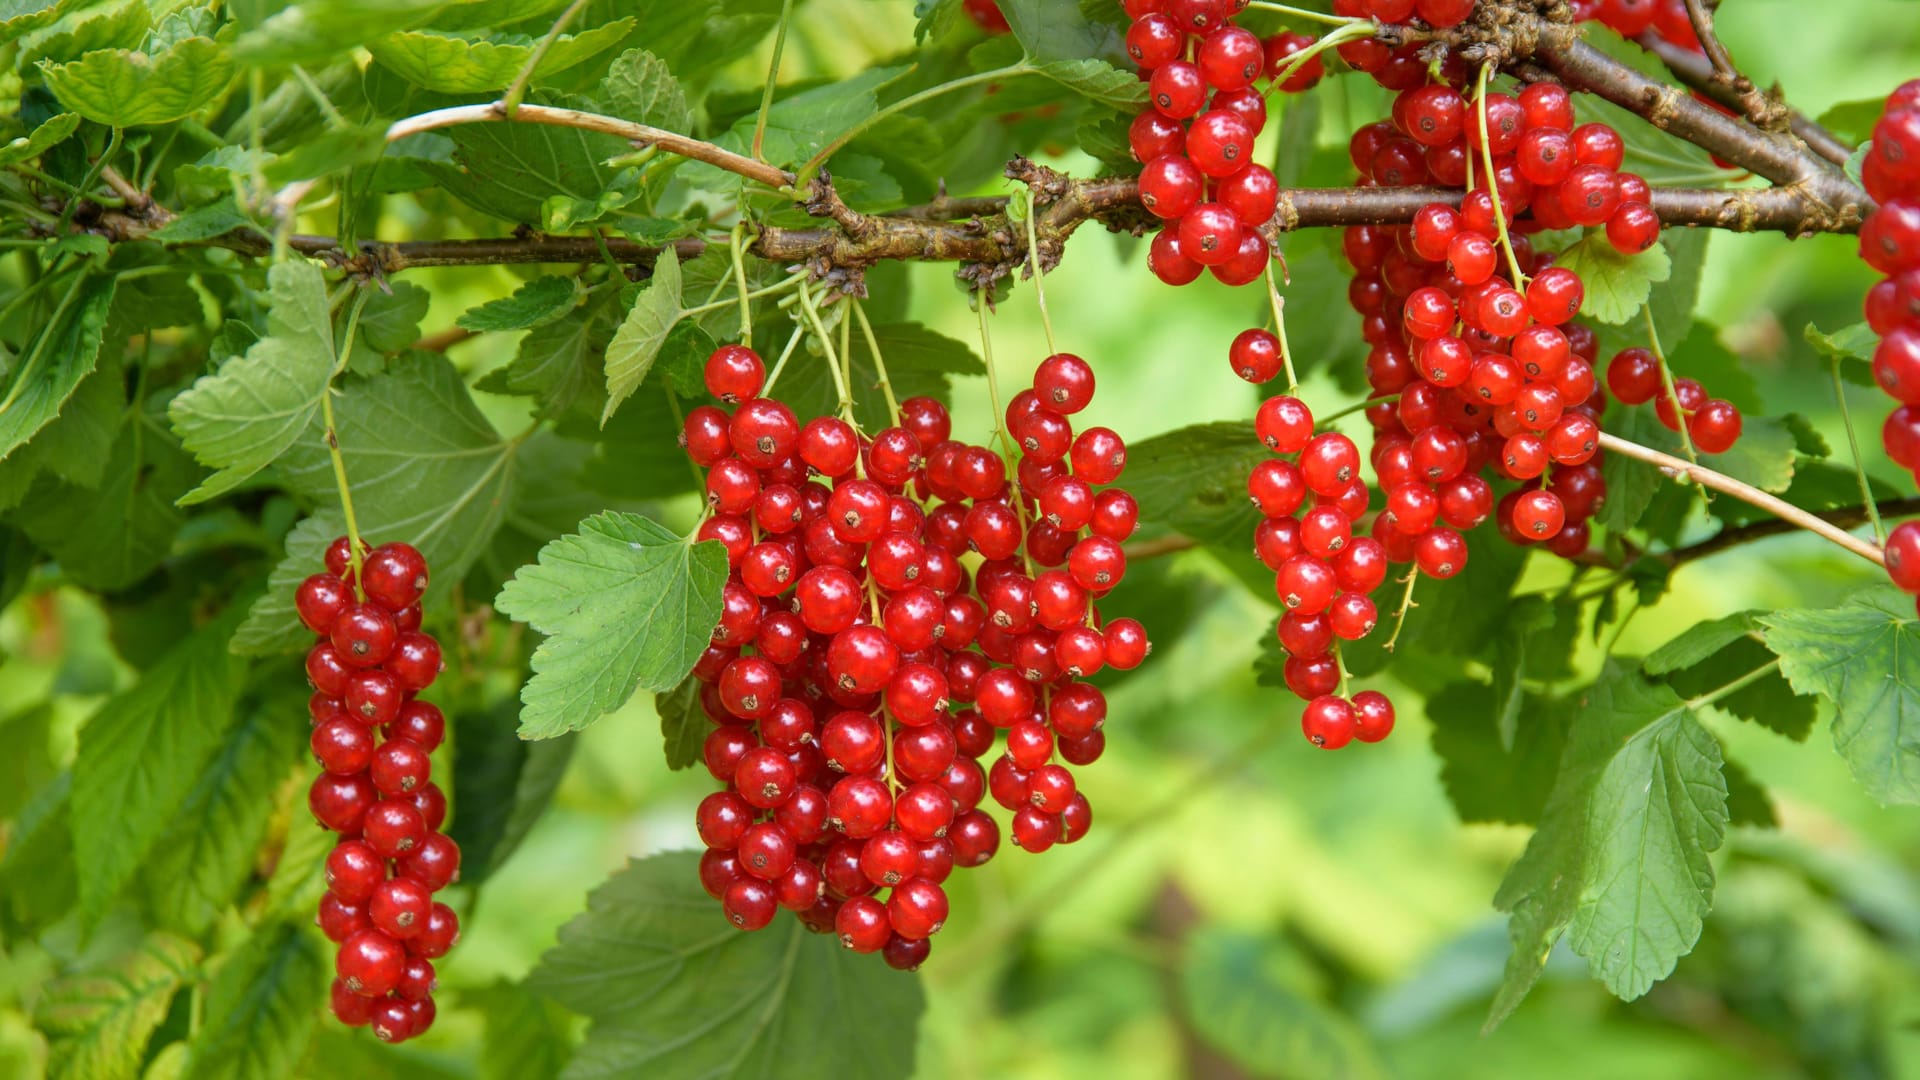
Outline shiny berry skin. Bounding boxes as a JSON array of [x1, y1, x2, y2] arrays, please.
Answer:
[[836, 896, 891, 952], [1511, 490, 1567, 540], [410, 902, 459, 959], [1607, 348, 1662, 405], [312, 717, 376, 776], [1010, 805, 1062, 853], [682, 406, 732, 466], [363, 800, 426, 857], [371, 737, 431, 796], [1187, 110, 1256, 177], [1887, 522, 1920, 592], [399, 833, 460, 892], [387, 632, 442, 693], [1150, 61, 1208, 119], [730, 398, 801, 469], [309, 771, 375, 833], [704, 344, 765, 402], [1606, 201, 1661, 254], [1301, 695, 1355, 749], [1177, 203, 1242, 266], [1139, 155, 1204, 220], [1198, 26, 1264, 91], [798, 416, 859, 476], [1300, 433, 1361, 495], [1414, 527, 1468, 579], [1255, 396, 1314, 453], [326, 840, 386, 904], [325, 535, 368, 578], [1104, 618, 1151, 669], [1126, 13, 1184, 69], [337, 929, 405, 997], [361, 543, 428, 611], [1129, 110, 1186, 163], [296, 574, 353, 634], [330, 603, 397, 668], [724, 878, 778, 930], [1352, 690, 1396, 742], [330, 978, 376, 1026], [1034, 353, 1096, 414], [1526, 267, 1584, 325], [1688, 399, 1743, 454], [371, 876, 433, 939], [1149, 226, 1204, 286]]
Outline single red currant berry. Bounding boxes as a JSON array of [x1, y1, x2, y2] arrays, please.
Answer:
[[385, 632, 442, 693], [361, 543, 429, 611], [371, 876, 434, 939], [723, 877, 778, 930], [337, 928, 406, 997], [296, 573, 353, 634], [309, 771, 375, 833], [1186, 109, 1256, 178], [1352, 690, 1396, 742], [330, 603, 397, 668], [1103, 618, 1150, 670], [371, 737, 431, 796], [398, 833, 461, 892], [1887, 522, 1920, 592], [1150, 61, 1208, 119], [1176, 202, 1242, 266], [1139, 154, 1205, 219], [363, 800, 427, 857], [1301, 695, 1356, 749], [704, 344, 766, 402], [312, 716, 376, 776], [410, 902, 460, 958]]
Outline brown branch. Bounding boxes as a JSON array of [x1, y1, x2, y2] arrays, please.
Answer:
[[1634, 31, 1852, 166], [1667, 496, 1920, 569], [1678, 0, 1786, 135]]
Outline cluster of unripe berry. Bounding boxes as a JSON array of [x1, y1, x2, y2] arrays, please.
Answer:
[[681, 339, 1147, 968], [296, 540, 458, 1044], [1857, 82, 1920, 597]]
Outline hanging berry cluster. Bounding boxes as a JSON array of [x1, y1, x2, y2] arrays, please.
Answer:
[[297, 540, 459, 1044], [1859, 81, 1920, 596], [682, 340, 1147, 969]]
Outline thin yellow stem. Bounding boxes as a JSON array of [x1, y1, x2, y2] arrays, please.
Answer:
[[1831, 356, 1886, 545], [976, 296, 1016, 459], [1474, 63, 1529, 289], [1263, 263, 1300, 395], [1021, 196, 1057, 356], [1644, 309, 1700, 467], [1381, 572, 1420, 652], [729, 222, 754, 343], [502, 0, 590, 115], [326, 290, 372, 592], [852, 300, 901, 427]]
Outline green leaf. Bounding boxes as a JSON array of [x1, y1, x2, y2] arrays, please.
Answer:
[[0, 349, 123, 512], [489, 281, 625, 415], [1665, 322, 1762, 415], [0, 0, 96, 46], [1645, 611, 1767, 675], [528, 852, 924, 1080], [1599, 404, 1798, 533], [1490, 666, 1728, 1023], [1662, 629, 1813, 741], [0, 273, 115, 464], [37, 934, 200, 1080], [1762, 588, 1920, 805], [366, 20, 635, 94], [356, 281, 432, 354], [1179, 928, 1387, 1080], [1816, 97, 1884, 145], [1426, 681, 1571, 826], [469, 982, 575, 1080], [456, 275, 584, 333], [40, 38, 234, 127], [149, 199, 253, 245], [1805, 320, 1878, 388], [260, 799, 334, 923], [448, 698, 577, 883], [261, 125, 392, 185], [654, 676, 704, 771], [598, 48, 692, 133], [234, 0, 449, 66], [14, 409, 199, 590], [1490, 596, 1565, 751], [1342, 529, 1529, 678], [1722, 756, 1777, 828], [169, 261, 334, 505], [495, 512, 728, 739], [601, 248, 682, 423], [997, 0, 1115, 62], [1123, 421, 1267, 593], [1552, 234, 1672, 325], [1647, 228, 1709, 351], [1074, 105, 1134, 169], [182, 923, 325, 1080], [71, 602, 250, 924], [140, 697, 304, 936], [423, 92, 631, 224], [1030, 58, 1147, 107], [689, 66, 905, 187], [0, 112, 79, 166]]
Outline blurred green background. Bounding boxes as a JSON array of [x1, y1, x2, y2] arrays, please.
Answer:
[[9, 1, 1920, 1077]]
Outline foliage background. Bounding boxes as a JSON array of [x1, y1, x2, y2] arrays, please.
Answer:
[[3, 0, 1920, 1077]]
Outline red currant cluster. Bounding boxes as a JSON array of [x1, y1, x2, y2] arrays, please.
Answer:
[[1125, 0, 1312, 290], [297, 540, 458, 1044], [1247, 395, 1399, 749], [1856, 82, 1920, 594], [681, 341, 1148, 970]]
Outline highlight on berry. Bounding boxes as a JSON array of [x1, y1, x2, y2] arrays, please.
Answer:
[[0, 0, 1913, 1075]]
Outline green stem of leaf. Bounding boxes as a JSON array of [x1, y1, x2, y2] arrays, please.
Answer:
[[59, 127, 119, 232], [1021, 196, 1058, 356], [1831, 355, 1887, 545], [681, 273, 804, 319], [1316, 392, 1400, 430], [753, 0, 798, 163], [851, 300, 900, 427], [761, 321, 808, 398], [1645, 308, 1701, 467], [797, 64, 1029, 184], [326, 289, 373, 595], [502, 0, 590, 117], [290, 65, 348, 129], [1474, 64, 1529, 290], [729, 222, 754, 344], [795, 279, 854, 422], [1263, 22, 1375, 101], [975, 294, 1016, 460], [1685, 657, 1781, 711], [1244, 1, 1369, 26]]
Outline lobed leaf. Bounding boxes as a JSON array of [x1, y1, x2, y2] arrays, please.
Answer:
[[1552, 234, 1671, 325], [366, 20, 634, 94], [37, 934, 201, 1080], [1179, 929, 1388, 1080], [183, 923, 326, 1080], [601, 249, 683, 423], [0, 272, 116, 464], [457, 275, 585, 333], [494, 512, 728, 740], [40, 38, 233, 126]]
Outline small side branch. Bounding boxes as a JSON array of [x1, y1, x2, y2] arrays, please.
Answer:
[[1634, 31, 1852, 166]]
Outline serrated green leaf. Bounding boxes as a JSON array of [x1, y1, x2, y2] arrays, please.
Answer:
[[357, 281, 431, 354], [1600, 404, 1797, 533], [913, 0, 961, 42], [169, 261, 333, 505], [470, 982, 574, 1080], [1553, 234, 1671, 325], [1647, 227, 1708, 350], [601, 249, 683, 423], [0, 0, 95, 46], [1030, 58, 1147, 107], [1816, 97, 1885, 145], [1075, 105, 1134, 169], [24, 2, 149, 68], [688, 66, 905, 188], [1179, 928, 1387, 1080], [1645, 611, 1767, 675], [456, 275, 584, 333], [540, 168, 641, 232], [1123, 421, 1267, 592], [38, 934, 200, 1080], [0, 272, 115, 464], [140, 697, 304, 937], [1762, 588, 1920, 804], [1666, 322, 1761, 414], [40, 38, 233, 126], [0, 112, 79, 166], [150, 199, 253, 244], [1669, 634, 1813, 741], [1806, 320, 1879, 388], [1342, 529, 1529, 679], [598, 48, 691, 133], [1491, 596, 1563, 751], [1490, 666, 1728, 1024], [490, 282, 624, 416], [182, 923, 324, 1080], [528, 852, 924, 1080], [0, 349, 122, 512], [1722, 756, 1777, 828], [14, 408, 199, 589], [366, 19, 634, 94], [448, 697, 577, 883], [260, 797, 334, 922], [997, 0, 1115, 61], [654, 676, 704, 771], [71, 602, 249, 924], [234, 0, 448, 65], [1427, 681, 1571, 826], [495, 511, 727, 739], [262, 125, 392, 185]]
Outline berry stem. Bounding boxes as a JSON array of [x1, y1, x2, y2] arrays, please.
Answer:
[[1315, 392, 1401, 430], [760, 320, 808, 397], [975, 293, 1016, 460], [1596, 431, 1888, 567], [1332, 642, 1352, 699], [680, 272, 806, 319], [1380, 571, 1420, 653], [325, 288, 373, 594], [500, 0, 589, 117], [795, 279, 855, 422], [1473, 63, 1528, 291], [1262, 22, 1376, 102], [1644, 310, 1701, 467], [1243, 1, 1367, 27], [751, 0, 797, 164], [851, 300, 901, 428], [729, 222, 754, 343], [1262, 263, 1300, 396], [1020, 191, 1058, 357], [1830, 354, 1887, 546], [797, 65, 1030, 185]]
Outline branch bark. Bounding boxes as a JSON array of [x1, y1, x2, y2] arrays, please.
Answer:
[[1633, 31, 1853, 167]]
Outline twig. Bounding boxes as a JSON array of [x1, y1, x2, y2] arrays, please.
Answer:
[[1679, 0, 1784, 136], [1597, 432, 1886, 566], [1634, 31, 1851, 166], [502, 0, 590, 117]]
